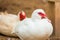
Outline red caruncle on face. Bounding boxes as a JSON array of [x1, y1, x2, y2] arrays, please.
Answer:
[[38, 12, 46, 19]]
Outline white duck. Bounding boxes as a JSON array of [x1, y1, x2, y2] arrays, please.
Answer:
[[0, 11, 19, 37], [12, 9, 53, 40]]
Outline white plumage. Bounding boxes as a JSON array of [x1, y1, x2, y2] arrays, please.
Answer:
[[13, 9, 53, 40], [0, 12, 19, 37]]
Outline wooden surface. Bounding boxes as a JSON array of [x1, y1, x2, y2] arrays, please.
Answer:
[[0, 35, 20, 40], [0, 35, 60, 40], [55, 2, 60, 37], [48, 0, 55, 2]]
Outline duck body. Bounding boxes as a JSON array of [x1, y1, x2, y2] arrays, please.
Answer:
[[14, 18, 53, 40]]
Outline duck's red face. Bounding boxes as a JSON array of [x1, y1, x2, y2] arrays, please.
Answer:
[[38, 12, 46, 19], [19, 11, 26, 21]]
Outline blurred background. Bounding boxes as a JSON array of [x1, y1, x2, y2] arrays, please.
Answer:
[[0, 0, 60, 40]]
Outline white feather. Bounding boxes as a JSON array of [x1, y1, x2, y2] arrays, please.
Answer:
[[14, 9, 53, 40]]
